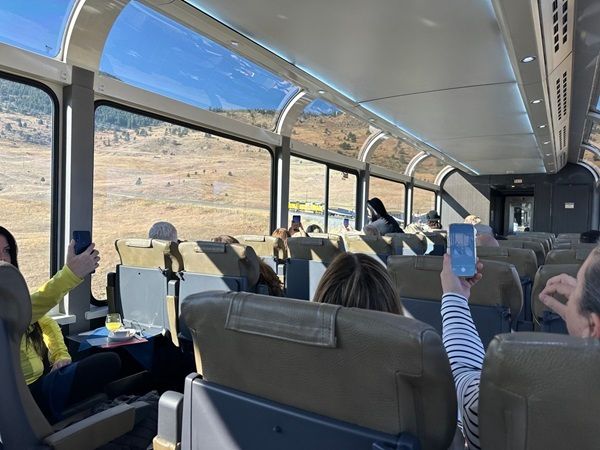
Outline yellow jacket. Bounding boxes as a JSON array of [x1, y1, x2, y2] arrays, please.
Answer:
[[21, 265, 82, 385]]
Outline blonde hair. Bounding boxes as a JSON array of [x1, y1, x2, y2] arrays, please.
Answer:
[[313, 253, 403, 315], [464, 215, 482, 225]]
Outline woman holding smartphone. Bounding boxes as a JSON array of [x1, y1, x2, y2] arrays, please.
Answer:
[[0, 226, 121, 423]]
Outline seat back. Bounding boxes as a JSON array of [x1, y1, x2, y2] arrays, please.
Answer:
[[386, 233, 426, 255], [477, 246, 538, 280], [388, 256, 522, 347], [115, 238, 181, 331], [418, 231, 447, 255], [531, 264, 580, 333], [0, 262, 53, 448], [343, 234, 393, 264], [180, 291, 457, 450], [545, 248, 594, 265], [480, 332, 600, 450], [557, 232, 581, 240], [507, 235, 550, 253], [499, 239, 546, 266], [235, 234, 287, 261], [554, 241, 598, 250], [303, 233, 346, 251], [285, 236, 344, 300]]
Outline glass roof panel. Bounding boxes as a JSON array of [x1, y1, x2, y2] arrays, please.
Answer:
[[414, 155, 445, 184], [369, 136, 420, 173], [0, 0, 76, 57], [293, 99, 371, 158], [100, 1, 300, 129]]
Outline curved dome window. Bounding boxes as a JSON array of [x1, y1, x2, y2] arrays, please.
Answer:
[[101, 1, 300, 129]]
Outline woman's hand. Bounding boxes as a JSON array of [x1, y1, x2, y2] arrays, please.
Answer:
[[66, 240, 100, 278], [51, 358, 72, 372], [440, 254, 483, 299], [538, 273, 576, 319]]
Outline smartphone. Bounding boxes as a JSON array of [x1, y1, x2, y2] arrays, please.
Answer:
[[73, 230, 92, 255], [292, 215, 301, 224], [343, 218, 350, 227], [449, 223, 476, 277]]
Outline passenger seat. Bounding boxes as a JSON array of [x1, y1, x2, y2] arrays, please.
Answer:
[[285, 235, 343, 300], [386, 232, 426, 255], [154, 290, 459, 450], [388, 255, 522, 347], [545, 248, 594, 265], [480, 332, 600, 450], [499, 239, 546, 266], [343, 234, 393, 264]]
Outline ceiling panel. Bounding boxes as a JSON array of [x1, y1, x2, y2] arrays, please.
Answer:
[[186, 0, 516, 102], [466, 159, 546, 174], [429, 134, 540, 162], [363, 83, 533, 140]]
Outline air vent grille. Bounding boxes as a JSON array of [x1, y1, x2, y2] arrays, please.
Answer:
[[541, 0, 573, 73], [548, 54, 572, 169]]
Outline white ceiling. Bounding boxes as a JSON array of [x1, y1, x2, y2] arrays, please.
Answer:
[[186, 0, 545, 175]]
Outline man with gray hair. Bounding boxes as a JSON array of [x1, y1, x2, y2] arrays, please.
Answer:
[[148, 221, 178, 242], [474, 224, 499, 247]]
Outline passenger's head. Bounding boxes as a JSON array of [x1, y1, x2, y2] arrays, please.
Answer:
[[581, 230, 600, 244], [477, 233, 499, 247], [367, 197, 388, 221], [464, 215, 481, 225], [258, 261, 284, 297], [426, 210, 441, 229], [212, 235, 239, 244], [148, 221, 178, 242], [563, 247, 600, 337], [362, 224, 381, 237], [0, 226, 18, 267], [313, 253, 403, 315], [272, 227, 291, 243], [306, 224, 323, 234]]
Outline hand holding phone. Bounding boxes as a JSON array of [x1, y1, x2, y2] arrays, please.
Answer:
[[449, 223, 476, 277], [73, 230, 92, 255], [343, 218, 350, 228]]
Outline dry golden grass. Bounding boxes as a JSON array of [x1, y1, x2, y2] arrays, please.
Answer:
[[0, 107, 440, 298]]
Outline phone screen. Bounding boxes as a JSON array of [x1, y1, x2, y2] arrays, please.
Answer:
[[292, 215, 301, 224], [449, 223, 476, 277], [73, 230, 92, 255], [343, 218, 350, 227]]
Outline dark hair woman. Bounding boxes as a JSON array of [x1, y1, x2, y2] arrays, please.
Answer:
[[366, 197, 403, 235], [0, 226, 120, 423]]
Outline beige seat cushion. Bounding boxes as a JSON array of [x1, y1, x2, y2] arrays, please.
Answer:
[[235, 234, 287, 260], [388, 255, 522, 319], [386, 233, 426, 255], [344, 234, 393, 256], [545, 248, 594, 265], [181, 291, 457, 449], [480, 332, 600, 450], [179, 241, 260, 287], [499, 240, 545, 266], [477, 246, 538, 280], [115, 238, 183, 272], [287, 236, 343, 262]]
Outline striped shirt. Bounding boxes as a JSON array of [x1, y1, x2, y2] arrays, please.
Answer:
[[441, 293, 484, 450]]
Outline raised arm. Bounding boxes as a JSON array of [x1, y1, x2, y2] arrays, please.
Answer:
[[440, 254, 484, 450]]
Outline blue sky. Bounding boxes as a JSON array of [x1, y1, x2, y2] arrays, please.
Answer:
[[0, 0, 75, 56]]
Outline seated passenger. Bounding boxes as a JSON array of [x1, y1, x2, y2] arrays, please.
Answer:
[[148, 221, 178, 242], [366, 197, 403, 235], [288, 218, 307, 237], [0, 226, 120, 423], [272, 228, 292, 250], [362, 224, 381, 237], [475, 224, 499, 247], [424, 210, 443, 231], [440, 247, 600, 449], [464, 215, 482, 225], [306, 224, 323, 234], [580, 230, 600, 244], [212, 235, 283, 296], [313, 253, 404, 314]]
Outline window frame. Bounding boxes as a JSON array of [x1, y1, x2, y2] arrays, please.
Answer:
[[289, 152, 360, 231], [0, 70, 60, 276], [367, 174, 408, 228]]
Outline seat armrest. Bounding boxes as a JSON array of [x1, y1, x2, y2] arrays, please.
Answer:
[[153, 391, 184, 450], [44, 403, 135, 450]]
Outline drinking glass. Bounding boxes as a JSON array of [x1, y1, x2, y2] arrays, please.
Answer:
[[105, 313, 122, 332]]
